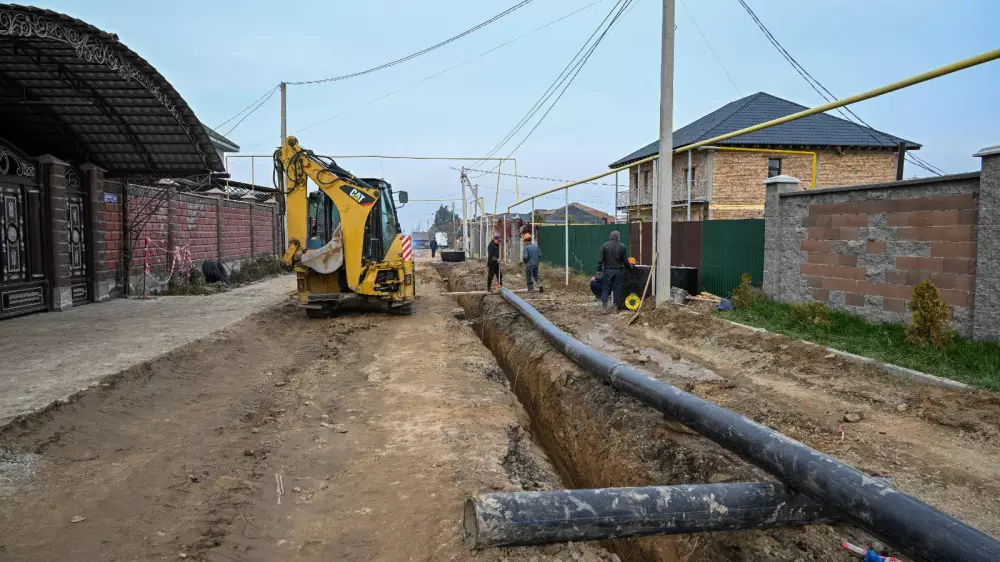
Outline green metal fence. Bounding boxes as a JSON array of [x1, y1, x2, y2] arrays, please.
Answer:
[[700, 219, 765, 298], [536, 224, 630, 277]]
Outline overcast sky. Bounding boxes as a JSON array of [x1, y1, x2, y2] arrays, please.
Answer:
[[46, 0, 1000, 231]]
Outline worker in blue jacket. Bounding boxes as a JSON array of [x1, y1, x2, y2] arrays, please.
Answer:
[[522, 233, 543, 293]]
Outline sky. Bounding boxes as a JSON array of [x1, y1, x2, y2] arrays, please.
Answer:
[[44, 0, 1000, 231]]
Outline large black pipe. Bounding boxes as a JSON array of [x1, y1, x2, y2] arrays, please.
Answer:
[[499, 288, 1000, 562], [465, 482, 832, 549]]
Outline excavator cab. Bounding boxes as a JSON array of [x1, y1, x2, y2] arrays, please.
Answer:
[[276, 137, 415, 317]]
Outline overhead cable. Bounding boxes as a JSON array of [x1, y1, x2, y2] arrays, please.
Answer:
[[222, 86, 281, 137], [286, 0, 536, 86], [737, 0, 944, 176], [244, 1, 600, 151], [471, 0, 635, 172], [452, 166, 621, 187], [214, 83, 280, 130], [679, 0, 741, 96]]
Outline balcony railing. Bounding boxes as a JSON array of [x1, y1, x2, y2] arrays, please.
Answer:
[[616, 181, 709, 209]]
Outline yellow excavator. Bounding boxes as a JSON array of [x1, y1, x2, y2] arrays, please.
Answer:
[[274, 137, 415, 317]]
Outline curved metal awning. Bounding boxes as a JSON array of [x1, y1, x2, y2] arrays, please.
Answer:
[[0, 5, 224, 177]]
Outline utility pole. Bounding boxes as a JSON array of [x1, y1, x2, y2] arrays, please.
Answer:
[[460, 168, 470, 253], [451, 202, 456, 248], [654, 0, 675, 305]]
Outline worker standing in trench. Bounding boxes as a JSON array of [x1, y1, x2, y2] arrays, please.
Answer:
[[597, 230, 631, 313], [487, 232, 503, 291]]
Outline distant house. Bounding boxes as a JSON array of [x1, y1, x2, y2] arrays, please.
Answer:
[[541, 202, 616, 225], [410, 231, 431, 249], [608, 92, 920, 221]]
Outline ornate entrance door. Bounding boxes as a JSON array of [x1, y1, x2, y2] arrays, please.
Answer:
[[0, 141, 48, 318], [66, 167, 90, 305]]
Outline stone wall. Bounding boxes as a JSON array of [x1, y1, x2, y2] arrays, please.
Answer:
[[764, 146, 999, 340]]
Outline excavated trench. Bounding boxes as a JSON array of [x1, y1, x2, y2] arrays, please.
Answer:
[[435, 263, 866, 562]]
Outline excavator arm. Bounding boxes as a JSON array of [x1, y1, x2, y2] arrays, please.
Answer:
[[276, 136, 381, 292]]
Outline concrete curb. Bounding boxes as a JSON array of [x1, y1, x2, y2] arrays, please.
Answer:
[[719, 319, 971, 391]]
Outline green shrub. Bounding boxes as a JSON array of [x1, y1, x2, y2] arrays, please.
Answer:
[[732, 273, 766, 309], [907, 280, 952, 347], [254, 254, 283, 276], [789, 301, 830, 325]]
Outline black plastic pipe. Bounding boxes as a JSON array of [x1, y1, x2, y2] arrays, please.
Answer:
[[499, 288, 1000, 562], [464, 482, 831, 549]]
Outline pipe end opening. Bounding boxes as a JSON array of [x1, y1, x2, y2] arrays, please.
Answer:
[[463, 498, 480, 550]]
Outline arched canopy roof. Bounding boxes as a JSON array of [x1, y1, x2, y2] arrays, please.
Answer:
[[0, 5, 225, 177]]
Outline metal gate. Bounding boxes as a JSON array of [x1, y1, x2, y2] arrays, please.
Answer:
[[65, 167, 90, 305], [0, 141, 48, 318]]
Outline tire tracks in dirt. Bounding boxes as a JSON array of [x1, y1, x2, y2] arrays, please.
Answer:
[[0, 260, 618, 562]]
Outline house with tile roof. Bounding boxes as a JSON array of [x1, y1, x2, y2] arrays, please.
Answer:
[[608, 92, 920, 221], [541, 202, 616, 225]]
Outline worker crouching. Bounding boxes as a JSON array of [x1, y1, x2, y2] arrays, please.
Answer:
[[522, 233, 543, 293]]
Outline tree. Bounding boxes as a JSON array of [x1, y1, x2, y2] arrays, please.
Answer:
[[430, 204, 459, 234]]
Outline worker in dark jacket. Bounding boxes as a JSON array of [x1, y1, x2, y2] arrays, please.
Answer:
[[597, 230, 630, 313], [429, 237, 438, 258], [487, 232, 503, 291]]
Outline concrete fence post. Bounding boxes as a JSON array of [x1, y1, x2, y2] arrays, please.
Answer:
[[249, 202, 257, 257], [972, 145, 1000, 341], [166, 189, 175, 257], [762, 175, 801, 299], [216, 197, 224, 260]]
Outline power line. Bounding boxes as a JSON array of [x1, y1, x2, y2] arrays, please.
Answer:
[[471, 0, 634, 173], [222, 86, 280, 137], [679, 0, 741, 97], [244, 1, 601, 151], [471, 0, 629, 169], [214, 83, 280, 130], [736, 0, 944, 176], [502, 0, 633, 157], [452, 166, 622, 187], [286, 0, 536, 86]]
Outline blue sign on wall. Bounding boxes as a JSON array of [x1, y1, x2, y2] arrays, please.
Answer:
[[103, 192, 118, 203]]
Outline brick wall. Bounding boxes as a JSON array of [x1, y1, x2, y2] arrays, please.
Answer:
[[171, 193, 219, 262], [253, 205, 275, 254], [763, 165, 996, 339], [100, 184, 279, 290], [222, 200, 252, 259], [712, 148, 897, 220], [103, 198, 123, 271]]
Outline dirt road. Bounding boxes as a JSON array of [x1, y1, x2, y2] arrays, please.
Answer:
[[0, 263, 615, 562]]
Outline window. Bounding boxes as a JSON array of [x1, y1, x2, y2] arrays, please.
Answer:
[[767, 158, 782, 178], [641, 169, 650, 187], [379, 188, 398, 247]]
